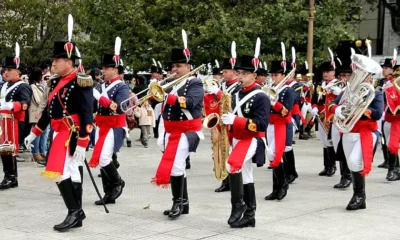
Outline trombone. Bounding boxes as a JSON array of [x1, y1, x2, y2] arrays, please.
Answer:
[[135, 73, 177, 97], [120, 64, 205, 113], [261, 68, 296, 102]]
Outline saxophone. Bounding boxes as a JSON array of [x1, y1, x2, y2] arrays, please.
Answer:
[[203, 77, 231, 181]]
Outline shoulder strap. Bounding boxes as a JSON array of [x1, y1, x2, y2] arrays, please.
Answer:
[[232, 90, 264, 115]]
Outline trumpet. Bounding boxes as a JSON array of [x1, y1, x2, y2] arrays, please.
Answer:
[[120, 64, 205, 113], [262, 68, 296, 102], [322, 78, 346, 91]]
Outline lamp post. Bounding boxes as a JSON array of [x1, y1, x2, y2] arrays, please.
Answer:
[[307, 0, 315, 81]]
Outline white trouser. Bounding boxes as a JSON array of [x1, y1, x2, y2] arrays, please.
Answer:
[[383, 122, 392, 147], [95, 128, 115, 167], [266, 124, 284, 161], [164, 132, 189, 177], [227, 138, 257, 184], [301, 103, 312, 126], [55, 132, 81, 183], [331, 124, 341, 152], [157, 117, 165, 151], [342, 132, 377, 172], [318, 125, 333, 147]]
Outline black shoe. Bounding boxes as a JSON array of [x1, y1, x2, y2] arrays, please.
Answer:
[[326, 166, 337, 177], [276, 183, 289, 200], [36, 160, 46, 166], [168, 175, 185, 219], [378, 144, 389, 168], [319, 168, 328, 176], [326, 147, 337, 177], [386, 153, 399, 181], [227, 173, 247, 225], [215, 178, 230, 192], [299, 134, 309, 140], [100, 163, 124, 203], [264, 172, 277, 200], [378, 161, 389, 169], [127, 140, 132, 148], [346, 172, 366, 210], [0, 176, 18, 190], [333, 176, 352, 189], [185, 156, 191, 170], [319, 148, 329, 176], [95, 168, 115, 205], [275, 163, 289, 200], [53, 178, 86, 231], [284, 150, 298, 184], [164, 177, 189, 216], [230, 183, 256, 228]]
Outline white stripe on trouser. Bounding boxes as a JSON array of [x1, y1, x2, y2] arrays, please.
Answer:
[[164, 133, 189, 177], [226, 138, 257, 184], [342, 132, 377, 172], [267, 125, 279, 162], [383, 122, 392, 147], [331, 124, 341, 152], [95, 128, 115, 167], [54, 131, 81, 183], [157, 117, 165, 151], [317, 125, 333, 147]]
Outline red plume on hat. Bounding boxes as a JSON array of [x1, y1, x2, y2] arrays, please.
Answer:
[[281, 42, 287, 73], [182, 29, 190, 63], [230, 41, 237, 69], [251, 38, 261, 72], [64, 14, 74, 59], [113, 37, 122, 67], [14, 42, 20, 69]]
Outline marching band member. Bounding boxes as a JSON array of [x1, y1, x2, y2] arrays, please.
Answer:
[[89, 37, 128, 205], [377, 54, 397, 169], [299, 62, 314, 138], [24, 15, 94, 231], [213, 59, 222, 82], [265, 55, 295, 201], [222, 38, 270, 228], [0, 43, 32, 190], [153, 30, 204, 219], [311, 50, 343, 177], [329, 54, 383, 210], [255, 62, 268, 86]]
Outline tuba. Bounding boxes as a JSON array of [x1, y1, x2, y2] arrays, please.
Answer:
[[202, 76, 230, 181], [333, 54, 382, 133]]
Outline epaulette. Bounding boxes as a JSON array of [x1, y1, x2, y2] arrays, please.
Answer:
[[76, 74, 93, 87], [47, 74, 60, 88]]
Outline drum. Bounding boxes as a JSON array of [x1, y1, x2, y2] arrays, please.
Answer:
[[0, 113, 16, 155]]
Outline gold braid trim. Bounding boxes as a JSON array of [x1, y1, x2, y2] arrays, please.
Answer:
[[77, 74, 93, 87], [40, 171, 62, 181]]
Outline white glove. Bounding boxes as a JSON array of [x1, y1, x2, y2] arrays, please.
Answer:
[[311, 107, 319, 116], [221, 113, 236, 125], [330, 86, 341, 95], [72, 146, 86, 165], [24, 133, 37, 151], [335, 105, 345, 120], [93, 89, 101, 100], [206, 85, 220, 94], [0, 102, 13, 110]]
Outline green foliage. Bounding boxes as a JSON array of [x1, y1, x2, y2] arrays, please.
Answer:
[[0, 0, 364, 71]]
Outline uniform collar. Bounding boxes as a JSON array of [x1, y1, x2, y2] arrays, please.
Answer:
[[286, 78, 295, 85], [326, 78, 336, 83], [11, 77, 20, 83], [62, 69, 77, 78], [110, 76, 120, 83], [241, 81, 257, 93], [227, 78, 238, 85], [255, 80, 263, 86]]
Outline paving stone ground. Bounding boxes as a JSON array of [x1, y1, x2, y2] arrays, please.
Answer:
[[0, 129, 399, 240]]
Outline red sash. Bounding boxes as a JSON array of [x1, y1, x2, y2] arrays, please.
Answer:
[[269, 114, 289, 168], [89, 114, 126, 168], [351, 120, 378, 176], [47, 71, 77, 106], [387, 120, 400, 155], [41, 114, 80, 180], [151, 118, 202, 187]]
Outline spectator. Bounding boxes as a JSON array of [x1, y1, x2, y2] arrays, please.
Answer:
[[133, 100, 155, 148]]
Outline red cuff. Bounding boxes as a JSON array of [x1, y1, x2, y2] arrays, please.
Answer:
[[13, 102, 21, 112], [233, 116, 247, 130], [77, 136, 90, 148], [166, 94, 177, 105], [329, 104, 338, 114], [272, 102, 283, 112], [32, 125, 43, 137], [312, 104, 318, 109], [99, 96, 112, 108]]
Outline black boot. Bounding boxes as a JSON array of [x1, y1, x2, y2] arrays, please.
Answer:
[[126, 140, 132, 148], [386, 153, 399, 181], [164, 177, 189, 215], [319, 148, 329, 176], [299, 126, 309, 140], [53, 178, 86, 231], [346, 172, 366, 210], [227, 173, 246, 225], [168, 175, 185, 218], [334, 144, 351, 189], [95, 168, 115, 205], [326, 146, 337, 177], [230, 183, 256, 228], [378, 144, 389, 168], [185, 156, 191, 170], [0, 156, 18, 190], [102, 162, 125, 202], [215, 177, 230, 192], [275, 163, 289, 200], [284, 150, 298, 184], [112, 153, 120, 169], [71, 181, 83, 228], [265, 169, 278, 200]]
